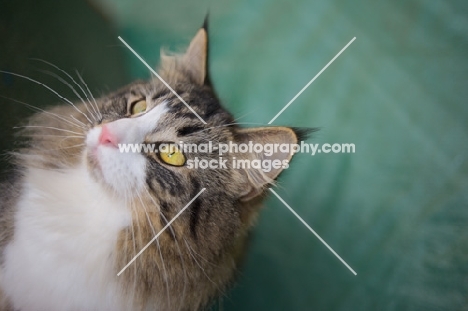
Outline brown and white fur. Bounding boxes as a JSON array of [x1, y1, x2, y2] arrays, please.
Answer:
[[0, 25, 304, 311]]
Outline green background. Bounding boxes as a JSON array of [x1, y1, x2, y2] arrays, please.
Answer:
[[1, 0, 467, 310]]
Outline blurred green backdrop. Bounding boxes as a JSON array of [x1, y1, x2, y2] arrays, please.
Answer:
[[1, 0, 467, 310]]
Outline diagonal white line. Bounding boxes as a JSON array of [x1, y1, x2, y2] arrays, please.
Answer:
[[268, 37, 356, 124], [269, 188, 357, 276], [117, 188, 206, 276], [118, 36, 207, 124]]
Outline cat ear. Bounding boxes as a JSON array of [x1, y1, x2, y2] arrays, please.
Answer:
[[235, 127, 299, 202], [182, 27, 208, 86]]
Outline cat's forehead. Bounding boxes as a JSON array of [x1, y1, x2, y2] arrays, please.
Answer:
[[108, 80, 165, 101], [101, 79, 235, 132]]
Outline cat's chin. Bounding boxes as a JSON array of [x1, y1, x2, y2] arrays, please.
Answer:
[[84, 142, 147, 196]]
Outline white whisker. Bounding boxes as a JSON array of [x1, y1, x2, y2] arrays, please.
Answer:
[[143, 187, 188, 310], [198, 121, 270, 134], [38, 69, 98, 122], [25, 134, 84, 139], [75, 70, 102, 120], [31, 58, 101, 121], [14, 125, 84, 136], [183, 239, 217, 286], [133, 195, 172, 309], [129, 201, 138, 304], [140, 192, 173, 307], [70, 115, 88, 128], [0, 70, 93, 124], [33, 143, 86, 153], [0, 96, 86, 130]]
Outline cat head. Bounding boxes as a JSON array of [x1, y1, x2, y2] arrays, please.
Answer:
[[85, 26, 301, 214]]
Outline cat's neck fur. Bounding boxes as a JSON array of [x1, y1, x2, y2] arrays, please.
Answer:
[[0, 161, 136, 311]]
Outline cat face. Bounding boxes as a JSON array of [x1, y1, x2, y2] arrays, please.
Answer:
[[84, 28, 297, 227], [84, 72, 250, 238]]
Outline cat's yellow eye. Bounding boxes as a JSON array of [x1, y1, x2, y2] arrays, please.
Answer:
[[130, 100, 147, 115], [158, 143, 186, 167]]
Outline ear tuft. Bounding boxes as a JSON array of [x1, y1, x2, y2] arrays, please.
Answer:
[[202, 13, 209, 33], [290, 127, 320, 142]]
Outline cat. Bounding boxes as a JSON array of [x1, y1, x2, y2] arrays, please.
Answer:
[[0, 23, 307, 311]]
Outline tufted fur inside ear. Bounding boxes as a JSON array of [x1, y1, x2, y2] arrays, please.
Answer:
[[235, 127, 299, 201]]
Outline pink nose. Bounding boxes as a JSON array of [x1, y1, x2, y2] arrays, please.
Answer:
[[98, 125, 118, 147]]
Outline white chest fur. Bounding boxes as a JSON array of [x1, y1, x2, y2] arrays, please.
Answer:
[[0, 165, 132, 311]]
